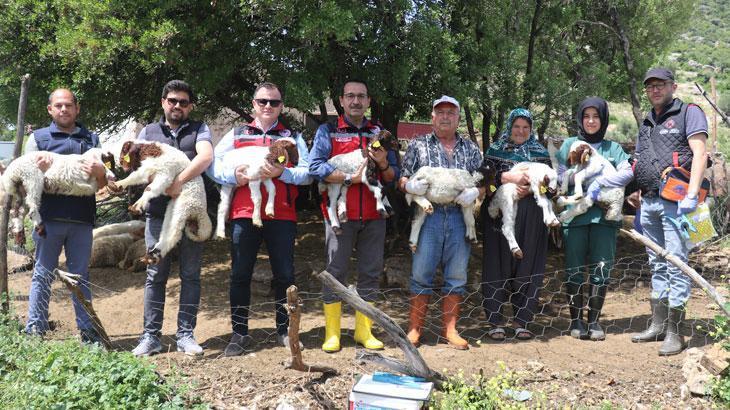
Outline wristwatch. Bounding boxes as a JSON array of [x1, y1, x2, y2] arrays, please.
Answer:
[[343, 174, 352, 187]]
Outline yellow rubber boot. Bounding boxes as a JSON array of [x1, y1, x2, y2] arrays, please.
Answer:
[[354, 303, 384, 350], [321, 302, 342, 353]]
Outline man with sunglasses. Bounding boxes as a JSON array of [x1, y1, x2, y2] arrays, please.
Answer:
[[131, 80, 214, 357], [309, 79, 400, 353], [208, 82, 311, 356], [631, 68, 708, 356]]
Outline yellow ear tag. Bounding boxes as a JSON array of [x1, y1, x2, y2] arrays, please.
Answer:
[[278, 155, 286, 163], [123, 154, 130, 163], [372, 140, 381, 148], [540, 186, 547, 194], [490, 185, 497, 193], [104, 161, 112, 169]]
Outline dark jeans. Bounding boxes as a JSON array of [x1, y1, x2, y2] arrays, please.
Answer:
[[142, 216, 203, 338], [230, 218, 296, 336]]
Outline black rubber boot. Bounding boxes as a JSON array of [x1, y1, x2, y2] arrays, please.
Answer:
[[587, 285, 607, 341], [631, 298, 668, 343], [658, 305, 686, 356], [566, 282, 587, 339]]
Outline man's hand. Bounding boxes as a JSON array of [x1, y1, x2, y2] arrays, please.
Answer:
[[165, 177, 183, 198], [515, 184, 531, 199], [455, 187, 479, 206], [368, 146, 388, 171], [677, 195, 699, 216], [35, 152, 53, 173], [235, 165, 250, 186], [627, 190, 641, 209], [501, 169, 530, 186], [587, 180, 601, 202], [351, 161, 367, 184], [80, 159, 106, 179], [260, 161, 285, 179]]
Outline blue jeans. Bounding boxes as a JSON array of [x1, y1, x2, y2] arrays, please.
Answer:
[[410, 206, 471, 295], [640, 196, 692, 307], [142, 216, 202, 338], [230, 218, 296, 336], [26, 221, 93, 333]]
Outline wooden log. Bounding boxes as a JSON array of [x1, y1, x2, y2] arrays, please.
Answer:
[[313, 270, 443, 383], [55, 269, 112, 349], [284, 285, 336, 374], [620, 229, 730, 317]]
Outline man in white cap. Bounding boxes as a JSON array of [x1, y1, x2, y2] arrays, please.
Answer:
[[398, 95, 484, 349]]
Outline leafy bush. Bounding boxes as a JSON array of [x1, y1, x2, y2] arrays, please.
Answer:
[[431, 364, 540, 409], [0, 315, 205, 409]]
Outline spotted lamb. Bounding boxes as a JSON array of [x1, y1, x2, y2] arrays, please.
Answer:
[[405, 165, 491, 253], [215, 137, 299, 237], [110, 140, 212, 263], [320, 130, 395, 234], [556, 140, 623, 223], [487, 162, 559, 259], [0, 148, 115, 241]]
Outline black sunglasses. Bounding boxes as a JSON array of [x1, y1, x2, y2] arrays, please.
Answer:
[[254, 98, 283, 107], [165, 97, 191, 108]]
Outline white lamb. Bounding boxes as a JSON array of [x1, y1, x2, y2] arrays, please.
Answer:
[[556, 140, 623, 223], [405, 166, 488, 253], [215, 137, 299, 237], [92, 219, 146, 240], [0, 148, 115, 237], [487, 162, 559, 259], [110, 140, 211, 263], [320, 130, 395, 234]]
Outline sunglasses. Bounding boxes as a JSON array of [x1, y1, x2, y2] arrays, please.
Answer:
[[165, 97, 191, 108], [254, 98, 283, 107]]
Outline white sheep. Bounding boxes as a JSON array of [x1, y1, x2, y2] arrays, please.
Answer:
[[118, 238, 147, 272], [89, 232, 141, 268], [92, 220, 146, 240], [111, 140, 212, 263], [0, 148, 115, 237], [487, 162, 559, 259], [405, 166, 487, 253], [215, 137, 299, 236], [320, 130, 395, 234]]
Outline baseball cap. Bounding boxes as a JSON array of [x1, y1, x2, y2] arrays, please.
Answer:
[[432, 95, 460, 111], [643, 68, 675, 85]]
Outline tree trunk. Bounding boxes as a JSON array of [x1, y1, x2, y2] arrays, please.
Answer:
[[319, 100, 329, 123], [537, 106, 552, 142], [464, 103, 478, 144], [609, 5, 643, 128], [481, 102, 493, 154], [522, 0, 543, 108]]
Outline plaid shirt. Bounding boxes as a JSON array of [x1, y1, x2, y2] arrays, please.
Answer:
[[401, 132, 483, 178]]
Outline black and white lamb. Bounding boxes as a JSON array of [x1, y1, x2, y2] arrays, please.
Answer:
[[319, 130, 395, 234], [405, 165, 491, 253], [110, 140, 211, 263], [487, 162, 559, 259], [215, 137, 299, 237], [0, 148, 115, 240], [556, 140, 623, 223]]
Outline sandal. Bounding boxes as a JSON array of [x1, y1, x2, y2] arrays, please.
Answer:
[[513, 327, 534, 340], [487, 327, 506, 341]]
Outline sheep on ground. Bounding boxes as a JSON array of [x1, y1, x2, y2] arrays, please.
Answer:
[[92, 220, 146, 240], [118, 238, 147, 272], [0, 148, 115, 240], [487, 162, 559, 259], [89, 232, 139, 268], [405, 165, 492, 253], [320, 130, 395, 234], [110, 140, 212, 264], [556, 140, 623, 223], [215, 137, 299, 236]]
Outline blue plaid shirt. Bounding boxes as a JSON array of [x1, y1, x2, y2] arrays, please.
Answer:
[[401, 133, 483, 178]]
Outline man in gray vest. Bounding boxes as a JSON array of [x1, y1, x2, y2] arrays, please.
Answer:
[[131, 80, 213, 357], [631, 68, 708, 356]]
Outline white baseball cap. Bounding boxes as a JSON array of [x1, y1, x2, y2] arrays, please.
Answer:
[[432, 95, 460, 111]]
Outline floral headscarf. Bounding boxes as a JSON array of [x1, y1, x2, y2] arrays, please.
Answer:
[[488, 108, 548, 162]]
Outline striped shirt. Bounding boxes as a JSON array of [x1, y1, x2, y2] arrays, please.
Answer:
[[401, 132, 483, 178]]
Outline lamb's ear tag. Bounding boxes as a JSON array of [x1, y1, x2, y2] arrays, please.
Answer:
[[540, 186, 547, 194], [104, 161, 112, 169], [372, 140, 381, 148], [123, 154, 130, 163], [490, 185, 497, 193], [278, 155, 286, 163]]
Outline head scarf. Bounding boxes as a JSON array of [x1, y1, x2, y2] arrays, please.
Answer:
[[489, 108, 548, 162], [576, 97, 609, 144]]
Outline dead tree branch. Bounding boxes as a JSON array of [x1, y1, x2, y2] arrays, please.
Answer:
[[55, 269, 112, 349], [695, 82, 730, 129], [284, 285, 337, 374]]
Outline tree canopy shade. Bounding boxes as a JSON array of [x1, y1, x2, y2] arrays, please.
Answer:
[[0, 0, 696, 144]]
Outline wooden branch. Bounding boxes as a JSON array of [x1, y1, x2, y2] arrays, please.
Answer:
[[55, 269, 112, 349], [13, 74, 30, 158], [284, 285, 337, 374], [695, 82, 730, 129], [620, 229, 730, 317], [313, 270, 443, 383], [608, 7, 643, 128]]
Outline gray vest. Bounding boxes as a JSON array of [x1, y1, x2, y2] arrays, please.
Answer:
[[634, 99, 694, 194]]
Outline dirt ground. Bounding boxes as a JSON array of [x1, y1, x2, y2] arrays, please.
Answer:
[[5, 208, 730, 409]]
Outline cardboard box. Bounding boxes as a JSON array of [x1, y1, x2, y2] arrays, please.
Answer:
[[349, 373, 433, 410]]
